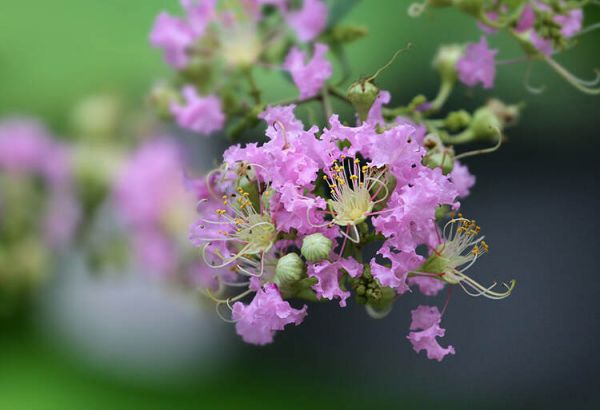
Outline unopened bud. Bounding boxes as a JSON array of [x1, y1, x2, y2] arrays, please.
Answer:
[[423, 150, 455, 174], [275, 253, 305, 287], [347, 79, 380, 122], [149, 83, 178, 120], [330, 25, 369, 44], [301, 233, 332, 262], [445, 110, 471, 131], [433, 44, 463, 83], [469, 106, 502, 140]]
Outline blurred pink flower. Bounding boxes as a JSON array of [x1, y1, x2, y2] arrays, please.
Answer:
[[457, 37, 497, 89], [285, 0, 328, 42], [171, 86, 225, 135], [283, 43, 332, 100]]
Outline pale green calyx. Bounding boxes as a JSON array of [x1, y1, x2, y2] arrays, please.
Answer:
[[433, 44, 463, 83], [274, 253, 305, 287], [347, 80, 379, 122], [301, 233, 333, 262]]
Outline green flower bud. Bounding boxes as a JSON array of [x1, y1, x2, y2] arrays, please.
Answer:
[[149, 83, 178, 120], [444, 110, 471, 132], [301, 233, 333, 262], [275, 253, 306, 287], [330, 24, 369, 44], [470, 106, 502, 140], [71, 94, 122, 141], [433, 44, 463, 83], [423, 151, 455, 175], [347, 79, 379, 122]]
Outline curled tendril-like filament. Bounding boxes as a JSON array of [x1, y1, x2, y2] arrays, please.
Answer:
[[455, 128, 503, 160], [545, 58, 600, 95], [524, 62, 547, 95]]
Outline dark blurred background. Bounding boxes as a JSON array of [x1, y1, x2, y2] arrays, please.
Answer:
[[1, 1, 599, 409]]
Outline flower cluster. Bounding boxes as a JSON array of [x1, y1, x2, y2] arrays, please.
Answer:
[[410, 0, 599, 94], [0, 118, 80, 312], [149, 0, 339, 137], [190, 94, 514, 359]]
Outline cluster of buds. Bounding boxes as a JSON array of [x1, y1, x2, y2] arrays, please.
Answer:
[[409, 0, 599, 94]]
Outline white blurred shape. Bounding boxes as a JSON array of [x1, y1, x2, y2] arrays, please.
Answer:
[[36, 253, 232, 386]]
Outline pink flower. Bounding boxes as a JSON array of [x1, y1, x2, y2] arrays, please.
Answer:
[[283, 43, 332, 100], [0, 118, 53, 174], [232, 283, 307, 345], [370, 245, 423, 294], [307, 258, 363, 306], [150, 12, 196, 69], [181, 0, 216, 37], [530, 32, 554, 56], [450, 161, 476, 198], [114, 138, 197, 274], [456, 37, 497, 89], [372, 168, 458, 252], [554, 9, 583, 38], [150, 1, 216, 69], [171, 86, 225, 135], [407, 305, 455, 362], [408, 276, 445, 296], [365, 90, 391, 126], [0, 118, 80, 248], [477, 11, 499, 34], [515, 5, 535, 33], [285, 0, 328, 42]]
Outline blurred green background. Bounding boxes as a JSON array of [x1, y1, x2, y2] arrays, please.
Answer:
[[1, 1, 598, 409]]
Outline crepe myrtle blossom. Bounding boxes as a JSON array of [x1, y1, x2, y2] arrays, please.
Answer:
[[170, 86, 225, 135], [190, 100, 514, 357], [0, 118, 80, 248], [150, 0, 328, 70], [456, 37, 497, 89], [283, 43, 332, 100], [408, 305, 455, 362], [114, 137, 199, 275], [284, 0, 328, 42]]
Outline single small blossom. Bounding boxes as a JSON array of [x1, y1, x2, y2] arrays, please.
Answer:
[[232, 283, 307, 345], [285, 0, 328, 42], [456, 37, 497, 89], [308, 258, 363, 306], [371, 246, 423, 294], [554, 9, 583, 38], [0, 118, 53, 174], [530, 32, 554, 56], [515, 4, 536, 33], [150, 12, 196, 69], [171, 86, 225, 135], [283, 43, 332, 100], [450, 161, 476, 198], [407, 305, 455, 362], [408, 276, 445, 296]]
